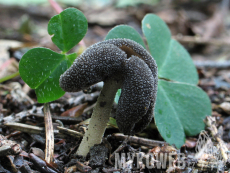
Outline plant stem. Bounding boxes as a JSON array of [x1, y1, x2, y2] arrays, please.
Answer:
[[48, 0, 63, 14], [76, 79, 121, 156], [0, 71, 20, 83]]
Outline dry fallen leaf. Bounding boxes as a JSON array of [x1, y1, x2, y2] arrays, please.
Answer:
[[61, 103, 88, 117], [219, 102, 230, 113]]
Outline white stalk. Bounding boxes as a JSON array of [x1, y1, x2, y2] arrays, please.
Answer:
[[76, 79, 121, 156]]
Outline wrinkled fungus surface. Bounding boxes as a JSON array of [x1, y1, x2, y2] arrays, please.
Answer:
[[60, 38, 158, 135]]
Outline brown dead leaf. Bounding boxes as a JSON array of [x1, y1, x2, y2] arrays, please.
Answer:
[[61, 103, 88, 117], [149, 146, 161, 153], [31, 147, 45, 159]]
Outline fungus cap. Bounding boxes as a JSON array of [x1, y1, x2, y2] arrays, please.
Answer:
[[59, 38, 158, 135]]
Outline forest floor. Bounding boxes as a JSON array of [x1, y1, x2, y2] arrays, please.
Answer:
[[1, 0, 230, 172]]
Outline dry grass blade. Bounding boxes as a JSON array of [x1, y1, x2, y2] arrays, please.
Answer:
[[43, 103, 54, 164]]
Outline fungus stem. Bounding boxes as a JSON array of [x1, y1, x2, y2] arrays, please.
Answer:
[[76, 79, 121, 156]]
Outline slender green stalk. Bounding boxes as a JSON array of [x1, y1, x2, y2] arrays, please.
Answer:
[[0, 71, 20, 83]]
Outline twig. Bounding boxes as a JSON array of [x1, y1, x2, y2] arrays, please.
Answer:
[[29, 153, 58, 173], [30, 113, 83, 124], [112, 133, 165, 147], [173, 35, 230, 46], [57, 126, 83, 138], [109, 136, 129, 162], [194, 60, 230, 69], [1, 110, 82, 126], [55, 120, 64, 127], [4, 122, 48, 134], [43, 103, 54, 164]]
